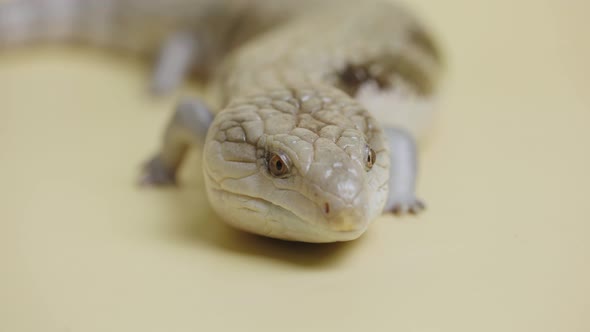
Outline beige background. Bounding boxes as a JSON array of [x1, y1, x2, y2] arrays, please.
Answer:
[[1, 0, 589, 331]]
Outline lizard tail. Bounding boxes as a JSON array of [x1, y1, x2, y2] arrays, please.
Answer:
[[0, 0, 174, 53], [0, 0, 89, 47]]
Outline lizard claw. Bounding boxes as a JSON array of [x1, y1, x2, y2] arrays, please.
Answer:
[[139, 155, 177, 186], [388, 197, 425, 215]]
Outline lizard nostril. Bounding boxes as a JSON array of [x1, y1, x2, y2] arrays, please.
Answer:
[[324, 202, 330, 215]]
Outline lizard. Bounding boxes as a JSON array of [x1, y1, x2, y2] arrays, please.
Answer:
[[0, 0, 443, 242]]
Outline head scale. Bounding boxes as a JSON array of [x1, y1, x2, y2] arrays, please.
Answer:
[[203, 87, 389, 242]]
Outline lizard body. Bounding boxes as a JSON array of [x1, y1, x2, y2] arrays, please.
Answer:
[[0, 0, 443, 242]]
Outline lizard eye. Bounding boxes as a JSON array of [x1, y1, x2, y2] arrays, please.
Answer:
[[267, 152, 291, 178], [365, 145, 376, 170]]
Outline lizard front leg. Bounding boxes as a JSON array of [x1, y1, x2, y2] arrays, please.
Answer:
[[141, 98, 213, 185], [383, 127, 425, 215]]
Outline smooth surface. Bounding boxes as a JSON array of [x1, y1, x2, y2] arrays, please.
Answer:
[[1, 0, 589, 331]]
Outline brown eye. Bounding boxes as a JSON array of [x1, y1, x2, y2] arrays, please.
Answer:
[[365, 145, 376, 170], [267, 152, 291, 177]]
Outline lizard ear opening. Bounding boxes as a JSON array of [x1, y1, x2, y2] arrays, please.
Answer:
[[365, 145, 376, 171]]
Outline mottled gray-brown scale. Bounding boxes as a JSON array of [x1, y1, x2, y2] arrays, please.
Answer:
[[212, 1, 442, 109], [336, 21, 442, 98], [337, 54, 437, 97]]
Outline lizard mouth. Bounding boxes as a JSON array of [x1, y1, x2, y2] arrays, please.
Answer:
[[206, 187, 367, 243]]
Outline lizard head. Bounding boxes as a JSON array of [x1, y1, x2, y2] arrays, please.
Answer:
[[203, 88, 390, 242]]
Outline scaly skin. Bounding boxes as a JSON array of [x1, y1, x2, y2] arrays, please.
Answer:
[[202, 4, 441, 242], [0, 0, 443, 242]]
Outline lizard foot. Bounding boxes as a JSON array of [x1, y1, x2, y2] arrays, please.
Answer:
[[139, 155, 177, 186], [387, 196, 426, 215]]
